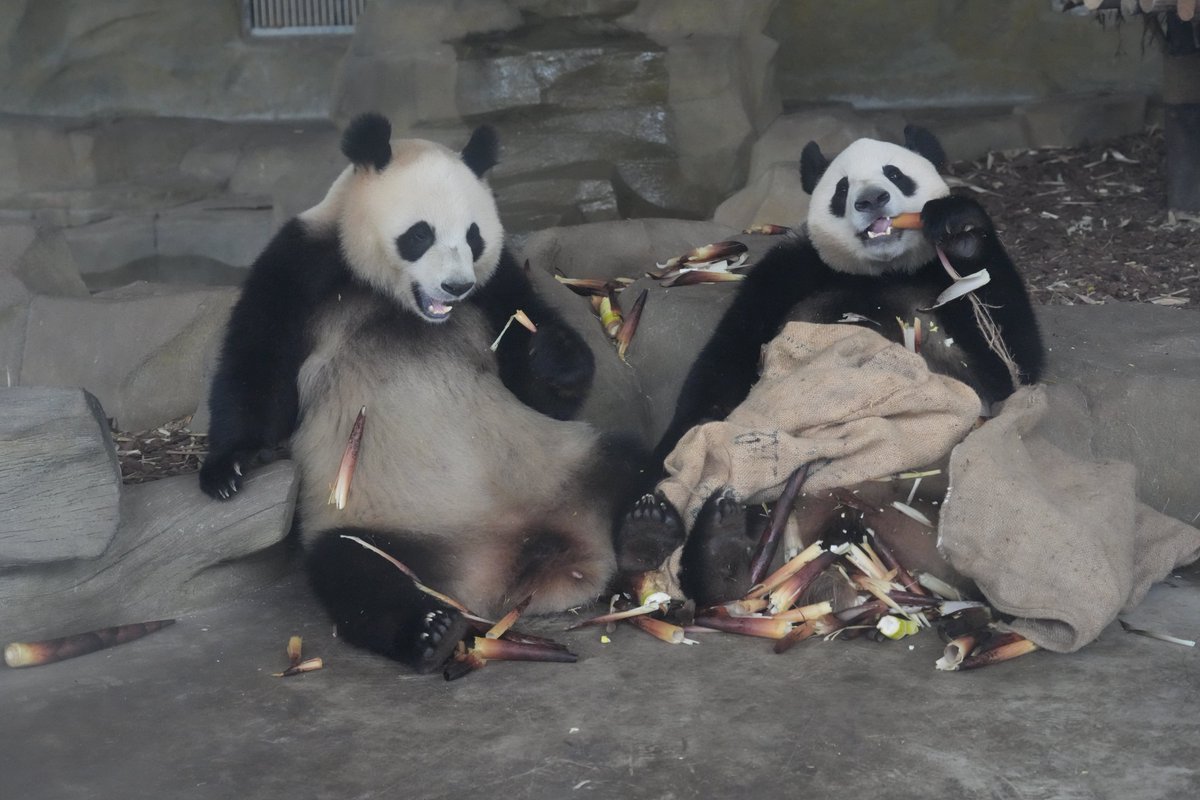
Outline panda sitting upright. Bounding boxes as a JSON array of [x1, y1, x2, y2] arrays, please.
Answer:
[[627, 126, 1044, 604], [200, 113, 646, 672]]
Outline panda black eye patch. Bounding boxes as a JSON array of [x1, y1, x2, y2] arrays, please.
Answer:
[[883, 165, 916, 197], [829, 177, 849, 218], [397, 221, 435, 262], [466, 223, 484, 261]]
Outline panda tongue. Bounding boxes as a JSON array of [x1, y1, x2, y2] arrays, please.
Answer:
[[869, 217, 891, 235], [428, 300, 451, 316]]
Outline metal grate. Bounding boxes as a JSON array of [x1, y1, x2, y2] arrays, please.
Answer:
[[243, 0, 367, 36]]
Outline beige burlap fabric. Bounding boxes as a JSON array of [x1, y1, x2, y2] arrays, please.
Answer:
[[940, 385, 1200, 652], [657, 322, 983, 527]]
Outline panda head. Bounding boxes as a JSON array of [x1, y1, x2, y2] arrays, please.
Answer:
[[328, 112, 504, 323], [801, 125, 950, 276]]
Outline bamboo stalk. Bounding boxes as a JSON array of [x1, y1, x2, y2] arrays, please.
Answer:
[[286, 635, 303, 666], [5, 619, 176, 668], [770, 600, 834, 623], [934, 634, 978, 671], [889, 211, 923, 230], [565, 600, 665, 630], [486, 595, 533, 639], [772, 621, 818, 654]]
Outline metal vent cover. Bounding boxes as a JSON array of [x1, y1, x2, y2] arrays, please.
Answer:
[[243, 0, 367, 36]]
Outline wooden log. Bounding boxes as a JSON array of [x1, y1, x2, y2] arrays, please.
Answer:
[[0, 388, 121, 566]]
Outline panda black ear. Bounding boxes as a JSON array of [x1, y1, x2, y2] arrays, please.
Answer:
[[799, 141, 828, 195], [903, 125, 947, 172], [342, 112, 392, 172], [461, 125, 499, 178]]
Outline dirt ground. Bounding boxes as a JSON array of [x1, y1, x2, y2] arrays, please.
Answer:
[[113, 129, 1197, 483], [952, 127, 1198, 307]]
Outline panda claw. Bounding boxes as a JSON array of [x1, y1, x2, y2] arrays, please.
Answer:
[[408, 606, 469, 674]]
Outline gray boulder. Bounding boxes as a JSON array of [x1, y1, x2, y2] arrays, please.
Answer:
[[20, 282, 237, 431], [0, 460, 298, 642], [0, 388, 121, 567]]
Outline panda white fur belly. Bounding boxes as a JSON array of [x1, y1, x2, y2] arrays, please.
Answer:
[[291, 288, 615, 615], [630, 125, 1045, 607], [201, 113, 647, 673]]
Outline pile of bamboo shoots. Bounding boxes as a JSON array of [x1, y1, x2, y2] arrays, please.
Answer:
[[569, 465, 1039, 672]]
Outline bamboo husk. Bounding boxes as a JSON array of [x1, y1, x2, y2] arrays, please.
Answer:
[[598, 292, 623, 338], [747, 540, 825, 600], [327, 406, 366, 510], [934, 634, 979, 671], [955, 633, 1038, 671], [748, 463, 812, 586], [628, 615, 690, 644], [5, 619, 176, 668], [722, 597, 770, 616], [743, 224, 792, 235], [694, 614, 793, 640], [273, 657, 324, 677], [659, 269, 747, 288], [616, 289, 647, 362], [554, 274, 625, 297], [470, 637, 577, 663], [286, 635, 303, 666], [766, 550, 838, 614], [772, 621, 818, 654], [565, 600, 666, 630]]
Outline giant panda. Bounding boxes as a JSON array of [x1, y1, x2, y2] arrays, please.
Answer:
[[200, 113, 650, 672], [621, 126, 1044, 605]]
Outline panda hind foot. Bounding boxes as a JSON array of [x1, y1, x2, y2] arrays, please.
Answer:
[[615, 492, 685, 573], [680, 489, 756, 607], [397, 600, 470, 674]]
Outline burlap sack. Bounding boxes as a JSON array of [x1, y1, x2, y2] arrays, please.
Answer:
[[940, 385, 1200, 652], [658, 321, 983, 527]]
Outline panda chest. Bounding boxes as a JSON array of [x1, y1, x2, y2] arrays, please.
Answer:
[[298, 296, 499, 416]]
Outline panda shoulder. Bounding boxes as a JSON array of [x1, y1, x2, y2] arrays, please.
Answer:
[[241, 215, 348, 302], [745, 235, 829, 287]]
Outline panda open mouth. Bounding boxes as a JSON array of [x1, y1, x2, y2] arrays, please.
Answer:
[[412, 284, 456, 321], [862, 216, 898, 241]]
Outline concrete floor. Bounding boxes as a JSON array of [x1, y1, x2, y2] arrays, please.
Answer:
[[2, 555, 1198, 800]]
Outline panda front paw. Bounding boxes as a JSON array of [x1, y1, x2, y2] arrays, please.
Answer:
[[199, 452, 245, 500], [527, 322, 595, 418], [679, 489, 756, 607], [616, 492, 686, 572], [398, 602, 470, 674], [921, 195, 995, 264]]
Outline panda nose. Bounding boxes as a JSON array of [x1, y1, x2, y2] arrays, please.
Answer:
[[440, 280, 475, 299], [854, 188, 891, 213]]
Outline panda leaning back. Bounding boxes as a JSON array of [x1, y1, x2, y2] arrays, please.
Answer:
[[200, 113, 649, 673]]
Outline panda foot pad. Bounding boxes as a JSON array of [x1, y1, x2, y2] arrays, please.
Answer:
[[681, 489, 756, 607], [406, 606, 470, 674], [615, 492, 685, 572]]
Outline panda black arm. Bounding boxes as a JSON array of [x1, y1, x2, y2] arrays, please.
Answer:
[[470, 249, 595, 420], [200, 220, 348, 499], [652, 239, 828, 464], [921, 195, 1045, 393]]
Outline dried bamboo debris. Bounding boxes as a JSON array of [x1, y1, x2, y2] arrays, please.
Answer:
[[4, 619, 176, 668]]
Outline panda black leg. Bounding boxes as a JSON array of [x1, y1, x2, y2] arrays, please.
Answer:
[[679, 489, 757, 607], [615, 492, 685, 573], [306, 528, 469, 673]]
